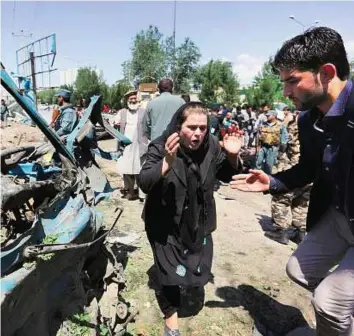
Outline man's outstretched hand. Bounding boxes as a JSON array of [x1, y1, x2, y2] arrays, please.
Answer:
[[230, 169, 270, 192]]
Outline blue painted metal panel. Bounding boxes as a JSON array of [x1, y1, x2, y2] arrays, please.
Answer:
[[0, 64, 120, 330], [90, 147, 121, 161], [0, 219, 45, 275], [41, 194, 94, 243], [66, 95, 101, 153], [1, 268, 32, 298], [0, 193, 94, 277], [7, 163, 62, 180]]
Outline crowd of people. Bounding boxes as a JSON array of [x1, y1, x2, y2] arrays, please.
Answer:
[[18, 26, 354, 336]]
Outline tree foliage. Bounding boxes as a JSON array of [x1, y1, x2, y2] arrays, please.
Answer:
[[60, 84, 74, 92], [73, 67, 103, 104], [350, 60, 354, 79], [173, 38, 201, 93], [121, 61, 133, 86], [38, 85, 75, 105], [38, 68, 129, 110], [244, 59, 293, 108], [130, 25, 166, 83], [37, 88, 57, 104], [109, 81, 132, 110], [194, 60, 239, 105], [123, 26, 201, 94]]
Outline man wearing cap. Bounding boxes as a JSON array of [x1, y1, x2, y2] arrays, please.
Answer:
[[255, 110, 288, 174], [114, 90, 148, 201], [53, 89, 78, 138], [143, 79, 185, 141]]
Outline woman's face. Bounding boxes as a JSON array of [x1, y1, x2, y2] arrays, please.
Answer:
[[179, 112, 208, 150]]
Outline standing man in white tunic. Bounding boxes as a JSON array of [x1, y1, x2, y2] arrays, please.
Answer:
[[114, 90, 149, 201]]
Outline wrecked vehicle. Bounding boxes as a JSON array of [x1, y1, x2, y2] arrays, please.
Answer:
[[0, 63, 138, 335]]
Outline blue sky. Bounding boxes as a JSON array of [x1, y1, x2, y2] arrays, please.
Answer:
[[2, 1, 354, 88]]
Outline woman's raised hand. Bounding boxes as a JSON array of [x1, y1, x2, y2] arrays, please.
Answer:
[[165, 132, 180, 159]]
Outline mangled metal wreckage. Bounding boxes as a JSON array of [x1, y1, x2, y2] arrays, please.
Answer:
[[0, 66, 138, 335]]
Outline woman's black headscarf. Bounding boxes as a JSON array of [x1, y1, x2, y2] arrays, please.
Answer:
[[156, 102, 210, 253]]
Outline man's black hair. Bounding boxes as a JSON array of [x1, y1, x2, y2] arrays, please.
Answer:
[[272, 26, 350, 80], [158, 79, 173, 93], [260, 102, 269, 109]]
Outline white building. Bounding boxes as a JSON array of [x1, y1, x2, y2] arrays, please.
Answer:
[[59, 68, 79, 86], [59, 67, 103, 87]]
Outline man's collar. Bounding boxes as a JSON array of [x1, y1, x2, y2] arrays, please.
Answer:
[[325, 80, 353, 118]]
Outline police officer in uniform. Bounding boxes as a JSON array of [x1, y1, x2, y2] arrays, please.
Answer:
[[255, 110, 288, 174], [267, 114, 311, 244], [53, 89, 78, 139]]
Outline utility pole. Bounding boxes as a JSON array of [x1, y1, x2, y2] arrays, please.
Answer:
[[172, 0, 177, 84], [30, 52, 37, 107]]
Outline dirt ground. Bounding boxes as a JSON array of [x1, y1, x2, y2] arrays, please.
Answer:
[[1, 123, 315, 335], [96, 139, 315, 336], [0, 122, 45, 149]]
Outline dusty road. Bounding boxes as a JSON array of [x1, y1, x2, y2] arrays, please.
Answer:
[[96, 139, 315, 336]]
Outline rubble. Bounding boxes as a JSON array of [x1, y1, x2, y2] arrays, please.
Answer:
[[0, 65, 136, 335]]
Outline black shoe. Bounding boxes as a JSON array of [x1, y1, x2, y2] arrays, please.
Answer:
[[290, 230, 306, 245], [265, 229, 289, 245], [164, 326, 180, 336], [120, 189, 128, 197], [126, 193, 138, 201]]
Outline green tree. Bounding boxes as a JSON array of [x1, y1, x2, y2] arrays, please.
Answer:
[[245, 59, 292, 107], [37, 88, 56, 104], [73, 67, 105, 105], [173, 38, 201, 93], [163, 35, 175, 79], [195, 60, 239, 106], [99, 82, 110, 106], [130, 25, 166, 82], [121, 61, 133, 86], [59, 84, 74, 92], [109, 81, 132, 110], [123, 26, 201, 94]]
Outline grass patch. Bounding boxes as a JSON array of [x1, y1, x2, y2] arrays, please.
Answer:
[[62, 312, 91, 336], [38, 233, 60, 261]]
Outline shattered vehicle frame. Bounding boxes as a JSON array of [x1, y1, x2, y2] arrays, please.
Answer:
[[0, 63, 137, 335]]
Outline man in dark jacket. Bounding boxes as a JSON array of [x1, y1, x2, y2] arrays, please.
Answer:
[[231, 27, 354, 335]]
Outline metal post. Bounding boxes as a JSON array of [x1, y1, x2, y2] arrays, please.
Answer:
[[30, 51, 37, 107], [172, 0, 177, 84]]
